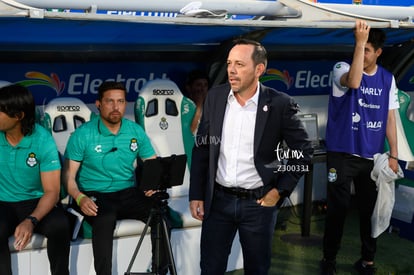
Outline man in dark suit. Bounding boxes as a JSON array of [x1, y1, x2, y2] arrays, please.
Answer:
[[189, 38, 313, 275]]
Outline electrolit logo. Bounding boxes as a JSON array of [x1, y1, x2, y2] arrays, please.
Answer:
[[67, 73, 168, 95], [261, 68, 332, 91], [16, 72, 65, 95], [295, 70, 332, 88], [14, 71, 169, 97], [260, 68, 293, 89]]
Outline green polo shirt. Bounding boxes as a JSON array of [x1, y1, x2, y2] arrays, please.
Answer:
[[64, 117, 155, 192], [0, 124, 61, 202]]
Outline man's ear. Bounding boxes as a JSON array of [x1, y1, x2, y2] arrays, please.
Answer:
[[256, 63, 266, 77], [376, 48, 383, 57], [95, 100, 101, 111]]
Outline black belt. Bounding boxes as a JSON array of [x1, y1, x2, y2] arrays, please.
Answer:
[[215, 183, 266, 200]]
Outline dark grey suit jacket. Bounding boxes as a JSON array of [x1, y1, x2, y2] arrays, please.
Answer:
[[189, 83, 313, 218]]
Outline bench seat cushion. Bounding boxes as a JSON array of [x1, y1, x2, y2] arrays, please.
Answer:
[[10, 196, 201, 252]]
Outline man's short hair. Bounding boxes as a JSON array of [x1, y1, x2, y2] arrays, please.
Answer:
[[97, 81, 127, 101], [368, 28, 386, 50], [232, 38, 268, 68]]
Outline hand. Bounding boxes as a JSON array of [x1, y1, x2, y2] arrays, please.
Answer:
[[388, 158, 399, 174], [190, 200, 204, 221], [144, 190, 159, 197], [13, 219, 34, 251], [257, 188, 280, 207], [79, 196, 98, 216], [354, 20, 370, 45]]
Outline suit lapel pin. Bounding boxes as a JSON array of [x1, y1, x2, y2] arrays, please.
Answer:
[[263, 105, 268, 112]]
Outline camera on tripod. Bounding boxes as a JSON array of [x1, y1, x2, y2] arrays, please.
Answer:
[[138, 154, 187, 197], [125, 154, 187, 275]]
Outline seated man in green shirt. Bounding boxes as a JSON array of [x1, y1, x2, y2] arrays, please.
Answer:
[[63, 81, 169, 275], [0, 84, 70, 275]]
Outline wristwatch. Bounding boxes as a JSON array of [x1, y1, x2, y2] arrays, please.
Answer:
[[26, 215, 39, 227]]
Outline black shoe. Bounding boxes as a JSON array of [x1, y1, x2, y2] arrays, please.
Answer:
[[320, 258, 336, 275], [353, 259, 377, 275]]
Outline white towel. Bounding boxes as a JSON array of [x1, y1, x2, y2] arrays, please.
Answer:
[[370, 152, 404, 238]]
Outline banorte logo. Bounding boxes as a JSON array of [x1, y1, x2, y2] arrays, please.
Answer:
[[16, 71, 65, 96], [260, 68, 293, 90]]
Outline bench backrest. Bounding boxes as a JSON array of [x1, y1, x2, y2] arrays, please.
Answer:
[[134, 79, 196, 197]]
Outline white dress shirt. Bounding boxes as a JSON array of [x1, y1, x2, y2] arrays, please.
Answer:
[[215, 84, 264, 189]]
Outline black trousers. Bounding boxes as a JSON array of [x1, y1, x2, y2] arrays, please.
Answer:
[[0, 199, 71, 275], [201, 188, 278, 275], [73, 187, 170, 275], [323, 152, 378, 262]]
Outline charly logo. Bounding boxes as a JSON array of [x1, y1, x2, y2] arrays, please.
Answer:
[[26, 152, 38, 167], [95, 145, 102, 153], [16, 71, 65, 96], [328, 168, 337, 182], [360, 86, 382, 96], [159, 117, 168, 130]]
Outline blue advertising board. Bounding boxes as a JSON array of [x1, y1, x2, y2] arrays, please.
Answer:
[[261, 60, 335, 96], [2, 62, 199, 105], [1, 60, 336, 105]]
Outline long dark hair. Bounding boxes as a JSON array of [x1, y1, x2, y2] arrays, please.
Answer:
[[0, 84, 35, 135]]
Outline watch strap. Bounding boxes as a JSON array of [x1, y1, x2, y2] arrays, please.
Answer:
[[26, 215, 39, 227]]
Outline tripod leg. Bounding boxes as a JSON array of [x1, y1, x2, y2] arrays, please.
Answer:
[[125, 212, 153, 274], [151, 209, 178, 275], [151, 214, 161, 274], [161, 217, 177, 275]]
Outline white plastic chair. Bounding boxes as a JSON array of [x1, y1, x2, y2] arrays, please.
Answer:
[[134, 79, 196, 197], [41, 97, 95, 155]]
